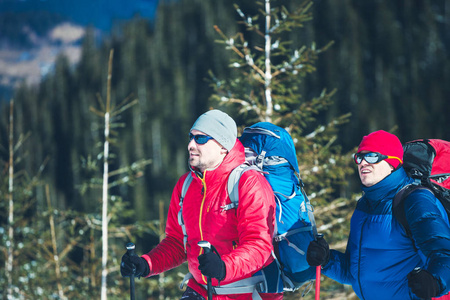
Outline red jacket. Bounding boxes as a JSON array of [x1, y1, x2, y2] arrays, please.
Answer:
[[142, 140, 282, 299]]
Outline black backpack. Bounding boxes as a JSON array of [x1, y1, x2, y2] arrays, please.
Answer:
[[393, 139, 450, 239]]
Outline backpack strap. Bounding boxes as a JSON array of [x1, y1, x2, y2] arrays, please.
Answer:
[[180, 259, 284, 296], [178, 173, 194, 251], [224, 163, 285, 294], [200, 276, 266, 300], [392, 182, 433, 249], [180, 273, 266, 299], [178, 165, 262, 251], [223, 163, 263, 211]]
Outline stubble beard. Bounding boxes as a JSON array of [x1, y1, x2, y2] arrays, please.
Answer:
[[189, 157, 207, 172]]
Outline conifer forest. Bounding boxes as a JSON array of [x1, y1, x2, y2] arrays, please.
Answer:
[[0, 0, 449, 299]]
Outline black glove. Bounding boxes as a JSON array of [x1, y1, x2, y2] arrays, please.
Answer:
[[407, 268, 440, 299], [306, 236, 330, 267], [120, 252, 150, 278], [198, 252, 226, 281]]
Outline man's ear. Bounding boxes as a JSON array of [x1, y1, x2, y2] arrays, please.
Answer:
[[220, 147, 228, 155]]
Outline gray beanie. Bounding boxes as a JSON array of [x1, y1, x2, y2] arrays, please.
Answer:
[[190, 109, 237, 151]]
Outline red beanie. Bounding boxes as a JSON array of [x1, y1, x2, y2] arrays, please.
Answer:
[[357, 130, 404, 169]]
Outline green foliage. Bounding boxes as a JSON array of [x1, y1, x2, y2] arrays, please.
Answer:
[[211, 1, 329, 121], [210, 0, 354, 204], [210, 1, 358, 297], [0, 52, 159, 299]]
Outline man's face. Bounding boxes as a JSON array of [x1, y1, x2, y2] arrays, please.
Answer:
[[357, 151, 394, 187], [188, 129, 227, 173]]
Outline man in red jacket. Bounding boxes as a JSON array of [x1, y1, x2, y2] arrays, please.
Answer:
[[121, 109, 282, 300]]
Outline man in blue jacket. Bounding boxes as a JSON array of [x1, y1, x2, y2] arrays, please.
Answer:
[[307, 130, 450, 299]]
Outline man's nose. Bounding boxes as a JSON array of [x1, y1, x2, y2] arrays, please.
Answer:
[[360, 159, 369, 166], [187, 138, 197, 150]]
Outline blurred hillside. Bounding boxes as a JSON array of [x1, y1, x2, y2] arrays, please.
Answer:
[[0, 0, 158, 99]]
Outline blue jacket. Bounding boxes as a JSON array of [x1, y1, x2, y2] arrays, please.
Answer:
[[322, 167, 450, 299]]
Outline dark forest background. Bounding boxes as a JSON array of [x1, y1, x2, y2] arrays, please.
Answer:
[[0, 0, 449, 299], [2, 0, 449, 220]]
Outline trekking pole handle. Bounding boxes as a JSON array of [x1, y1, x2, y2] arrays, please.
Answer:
[[126, 242, 136, 300], [198, 241, 213, 300], [126, 242, 137, 273], [126, 242, 137, 256], [198, 240, 212, 253]]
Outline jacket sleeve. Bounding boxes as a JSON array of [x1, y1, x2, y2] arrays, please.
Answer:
[[141, 175, 187, 276], [322, 244, 354, 285], [404, 189, 450, 296], [220, 170, 276, 281]]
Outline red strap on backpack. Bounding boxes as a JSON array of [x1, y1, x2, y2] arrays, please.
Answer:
[[428, 139, 450, 189]]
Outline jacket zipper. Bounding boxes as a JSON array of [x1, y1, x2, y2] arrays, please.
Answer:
[[358, 217, 368, 300], [198, 172, 208, 284], [233, 241, 238, 250]]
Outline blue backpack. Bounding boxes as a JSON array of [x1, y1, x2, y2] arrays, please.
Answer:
[[238, 122, 316, 291], [179, 122, 317, 294]]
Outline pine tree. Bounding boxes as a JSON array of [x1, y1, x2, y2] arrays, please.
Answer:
[[210, 0, 357, 298], [212, 0, 353, 205], [84, 49, 152, 299]]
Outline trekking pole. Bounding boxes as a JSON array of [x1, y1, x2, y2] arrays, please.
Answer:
[[126, 242, 137, 300], [198, 241, 213, 300], [315, 265, 321, 300], [315, 234, 323, 300]]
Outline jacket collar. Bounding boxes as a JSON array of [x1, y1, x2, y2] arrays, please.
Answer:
[[361, 167, 413, 201]]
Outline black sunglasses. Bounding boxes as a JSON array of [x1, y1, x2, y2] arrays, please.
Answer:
[[354, 152, 402, 165], [189, 133, 214, 145]]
